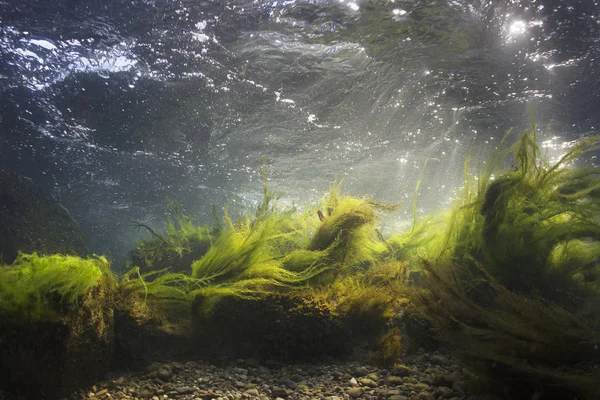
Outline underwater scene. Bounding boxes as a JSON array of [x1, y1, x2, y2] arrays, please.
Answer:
[[1, 0, 600, 399]]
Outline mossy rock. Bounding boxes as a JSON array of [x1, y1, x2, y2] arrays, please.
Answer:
[[0, 170, 86, 263], [114, 295, 198, 367], [192, 294, 351, 362], [0, 281, 114, 399]]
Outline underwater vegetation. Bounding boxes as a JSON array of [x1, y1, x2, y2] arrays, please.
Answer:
[[128, 197, 216, 275], [408, 119, 600, 398], [0, 253, 114, 321], [2, 118, 600, 398]]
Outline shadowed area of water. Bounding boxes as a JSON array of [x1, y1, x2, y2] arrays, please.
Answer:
[[1, 0, 599, 267]]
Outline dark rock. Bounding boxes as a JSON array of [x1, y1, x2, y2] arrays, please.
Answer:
[[192, 294, 351, 362], [175, 386, 196, 394], [282, 379, 297, 389], [272, 387, 289, 397], [0, 283, 114, 399], [432, 373, 460, 387], [391, 364, 413, 377], [157, 367, 173, 381], [0, 170, 87, 263], [114, 297, 197, 367], [430, 354, 448, 365]]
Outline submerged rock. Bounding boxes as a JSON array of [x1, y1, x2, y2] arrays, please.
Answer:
[[0, 281, 115, 399], [0, 170, 86, 263]]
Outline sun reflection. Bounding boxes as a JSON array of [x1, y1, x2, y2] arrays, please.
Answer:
[[505, 19, 527, 42], [337, 0, 359, 11]]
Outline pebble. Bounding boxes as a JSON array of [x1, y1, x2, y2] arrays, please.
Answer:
[[391, 364, 412, 377], [386, 375, 403, 385], [353, 366, 370, 377], [272, 387, 289, 398], [157, 368, 172, 382], [430, 355, 448, 366], [358, 377, 378, 388], [347, 387, 363, 398], [45, 352, 507, 400]]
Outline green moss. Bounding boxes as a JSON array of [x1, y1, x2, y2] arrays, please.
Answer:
[[0, 253, 114, 320]]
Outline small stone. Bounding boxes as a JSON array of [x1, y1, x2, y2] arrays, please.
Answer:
[[139, 388, 155, 398], [348, 377, 358, 386], [388, 396, 408, 400], [449, 364, 461, 372], [170, 362, 184, 372], [353, 366, 370, 377], [386, 376, 403, 385], [175, 386, 196, 394], [272, 388, 288, 398], [432, 374, 454, 387], [430, 355, 448, 365], [391, 364, 412, 377], [366, 372, 380, 381], [245, 388, 260, 397], [282, 379, 297, 390], [358, 378, 378, 388], [452, 381, 466, 395], [413, 383, 431, 391], [435, 387, 455, 398], [326, 397, 342, 400], [296, 383, 310, 392], [347, 387, 363, 398], [157, 368, 173, 381], [111, 376, 126, 387]]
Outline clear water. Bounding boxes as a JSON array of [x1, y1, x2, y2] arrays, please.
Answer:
[[1, 0, 599, 266]]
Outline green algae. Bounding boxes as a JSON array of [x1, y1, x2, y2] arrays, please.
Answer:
[[407, 119, 600, 398], [0, 253, 114, 320], [128, 197, 215, 275]]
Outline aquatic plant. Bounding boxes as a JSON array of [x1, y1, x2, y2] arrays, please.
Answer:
[[0, 253, 114, 320], [129, 197, 215, 274], [118, 266, 202, 301], [307, 182, 397, 281], [407, 119, 600, 306], [414, 260, 600, 399], [408, 119, 600, 398]]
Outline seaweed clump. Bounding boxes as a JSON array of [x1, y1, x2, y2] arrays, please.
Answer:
[[128, 198, 216, 275], [409, 120, 600, 399], [0, 253, 114, 321]]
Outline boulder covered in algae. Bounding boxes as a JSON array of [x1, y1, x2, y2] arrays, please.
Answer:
[[0, 279, 115, 399]]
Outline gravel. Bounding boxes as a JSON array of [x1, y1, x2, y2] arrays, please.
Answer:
[[13, 350, 500, 400]]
